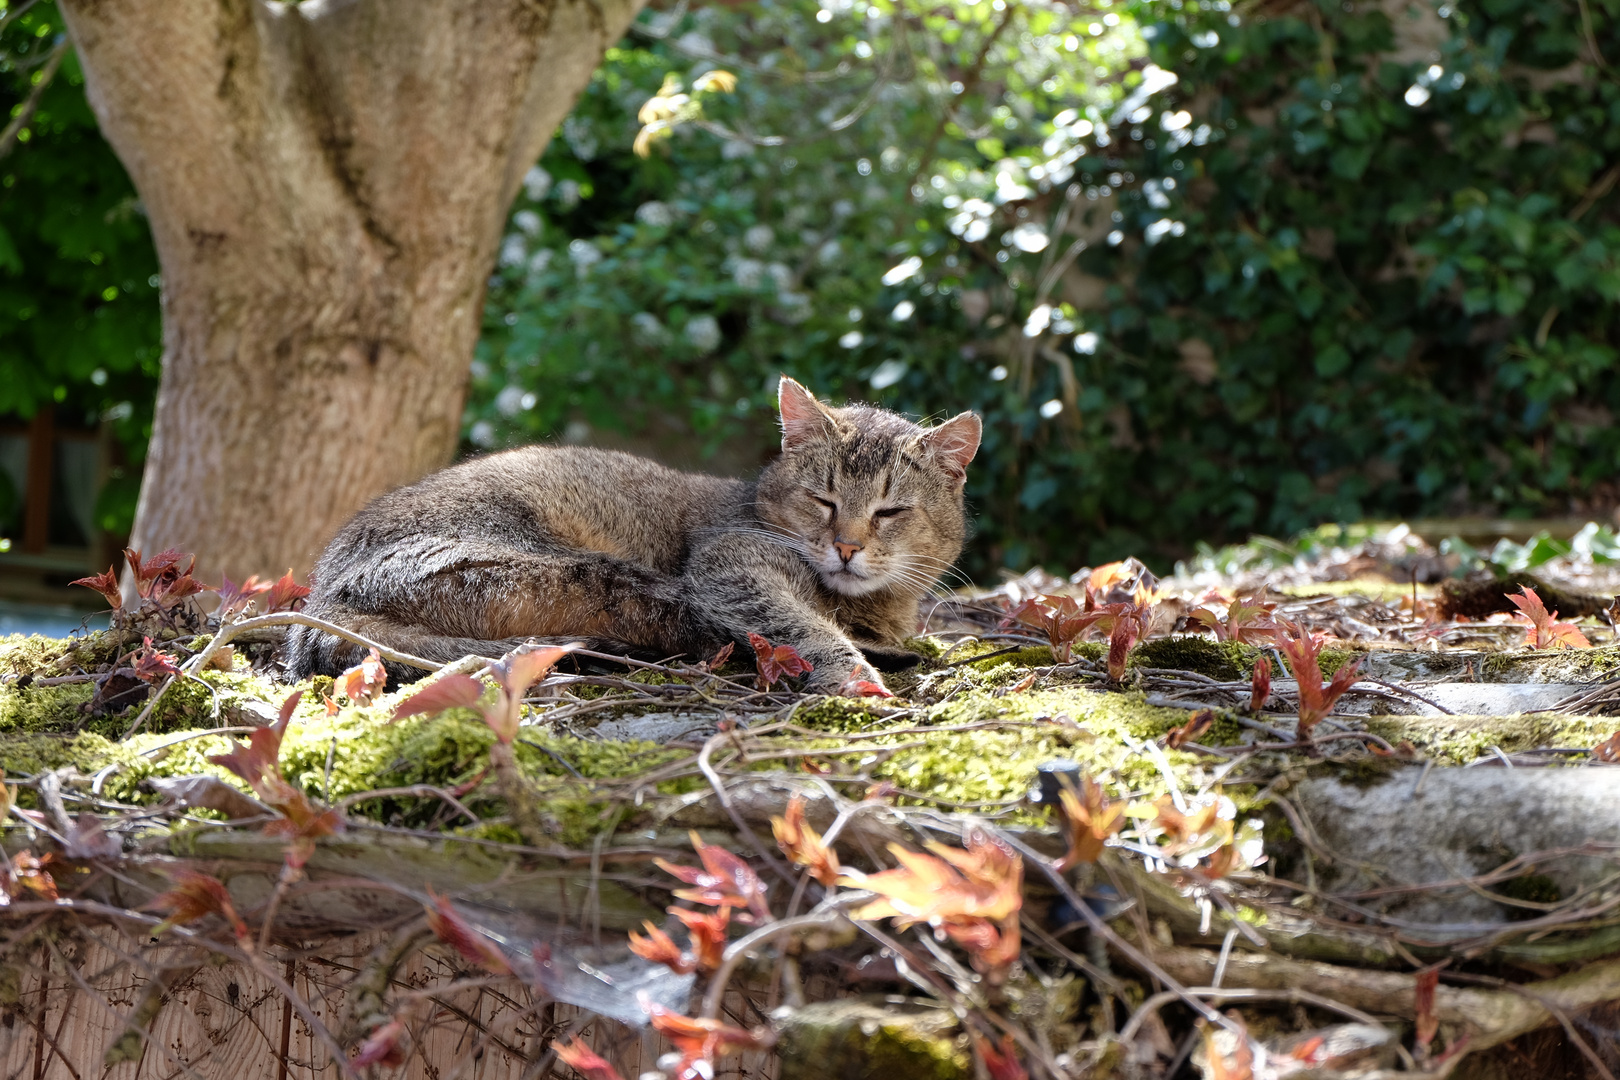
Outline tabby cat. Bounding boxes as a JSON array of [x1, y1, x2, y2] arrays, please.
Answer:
[[283, 377, 980, 693]]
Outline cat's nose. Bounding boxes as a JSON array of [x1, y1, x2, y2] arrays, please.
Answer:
[[833, 540, 863, 563]]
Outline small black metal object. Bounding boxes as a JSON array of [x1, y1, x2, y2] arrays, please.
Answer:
[[1031, 757, 1082, 805]]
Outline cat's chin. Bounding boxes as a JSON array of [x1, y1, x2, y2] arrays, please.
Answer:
[[819, 568, 888, 596]]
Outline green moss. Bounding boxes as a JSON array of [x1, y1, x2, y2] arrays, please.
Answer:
[[1131, 636, 1261, 680], [0, 682, 97, 734], [1363, 711, 1615, 765], [1479, 645, 1620, 683]]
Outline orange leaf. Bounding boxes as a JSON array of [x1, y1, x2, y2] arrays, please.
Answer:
[[1594, 732, 1620, 762], [1507, 586, 1591, 649], [554, 1039, 626, 1080], [1277, 620, 1360, 735], [214, 573, 272, 617], [337, 647, 388, 705], [669, 906, 731, 972], [841, 830, 1022, 927], [654, 831, 770, 920], [1055, 775, 1124, 870], [628, 921, 694, 974], [2, 850, 57, 903], [640, 995, 774, 1065], [771, 794, 841, 886], [1202, 1019, 1255, 1080]]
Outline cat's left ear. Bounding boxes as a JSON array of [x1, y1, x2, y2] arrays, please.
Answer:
[[918, 412, 981, 483], [778, 375, 837, 451]]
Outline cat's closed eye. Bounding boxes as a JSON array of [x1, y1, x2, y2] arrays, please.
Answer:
[[872, 507, 909, 521], [810, 495, 838, 519]]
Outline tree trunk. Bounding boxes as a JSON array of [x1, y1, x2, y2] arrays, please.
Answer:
[[57, 0, 644, 583]]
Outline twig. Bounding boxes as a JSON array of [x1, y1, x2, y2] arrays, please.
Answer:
[[699, 910, 849, 1019], [0, 36, 66, 161], [697, 731, 799, 885]]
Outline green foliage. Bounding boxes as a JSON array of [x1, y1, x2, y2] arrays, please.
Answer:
[[469, 0, 1620, 575], [0, 0, 160, 533]]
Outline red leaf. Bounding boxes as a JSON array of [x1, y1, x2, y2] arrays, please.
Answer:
[[1507, 586, 1592, 650], [1105, 600, 1152, 681], [338, 647, 388, 705], [149, 565, 208, 610], [974, 1032, 1029, 1080], [214, 573, 272, 617], [668, 906, 732, 972], [640, 995, 773, 1077], [704, 641, 735, 671], [1277, 620, 1360, 735], [144, 869, 249, 942], [1413, 966, 1441, 1056], [124, 547, 187, 594], [69, 567, 122, 611], [1249, 656, 1271, 712], [747, 632, 813, 689], [350, 1018, 409, 1069], [1054, 773, 1124, 870], [263, 570, 311, 613], [840, 667, 894, 698], [132, 637, 183, 683], [654, 831, 770, 920], [393, 674, 486, 721], [1594, 731, 1620, 762], [424, 889, 512, 975], [553, 1039, 627, 1080], [628, 920, 694, 974]]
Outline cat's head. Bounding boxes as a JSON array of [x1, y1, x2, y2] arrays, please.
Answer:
[[757, 376, 980, 597]]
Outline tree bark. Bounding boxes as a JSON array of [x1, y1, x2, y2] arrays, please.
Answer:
[[57, 0, 644, 583]]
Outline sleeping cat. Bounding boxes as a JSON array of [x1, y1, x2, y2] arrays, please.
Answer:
[[282, 377, 980, 693]]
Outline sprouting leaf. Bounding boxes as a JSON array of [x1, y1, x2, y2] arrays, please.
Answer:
[[145, 869, 249, 942], [628, 920, 694, 974], [1054, 774, 1124, 870], [69, 566, 122, 610], [553, 1039, 627, 1080], [423, 889, 512, 975], [841, 830, 1023, 927], [393, 674, 486, 721], [1003, 594, 1095, 662], [214, 573, 272, 617], [132, 637, 182, 683], [263, 570, 311, 613], [771, 794, 841, 885], [1594, 731, 1620, 762], [1105, 599, 1151, 680], [668, 906, 731, 972], [1249, 656, 1271, 712], [704, 641, 735, 671], [148, 563, 207, 610], [1152, 794, 1234, 861], [1165, 709, 1215, 750], [1507, 585, 1591, 649], [123, 547, 187, 595], [654, 831, 770, 920], [973, 1032, 1029, 1080], [337, 647, 388, 705], [207, 692, 342, 867], [943, 916, 1022, 980], [1277, 620, 1360, 736], [748, 632, 814, 689], [350, 1018, 409, 1069]]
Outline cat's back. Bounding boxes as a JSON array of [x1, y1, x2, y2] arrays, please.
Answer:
[[330, 445, 751, 573]]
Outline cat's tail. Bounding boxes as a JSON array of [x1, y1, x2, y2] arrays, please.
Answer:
[[280, 601, 666, 687]]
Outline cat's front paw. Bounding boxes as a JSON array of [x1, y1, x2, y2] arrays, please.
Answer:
[[807, 659, 893, 698]]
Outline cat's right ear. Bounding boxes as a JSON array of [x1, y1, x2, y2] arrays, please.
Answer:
[[778, 375, 835, 451]]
